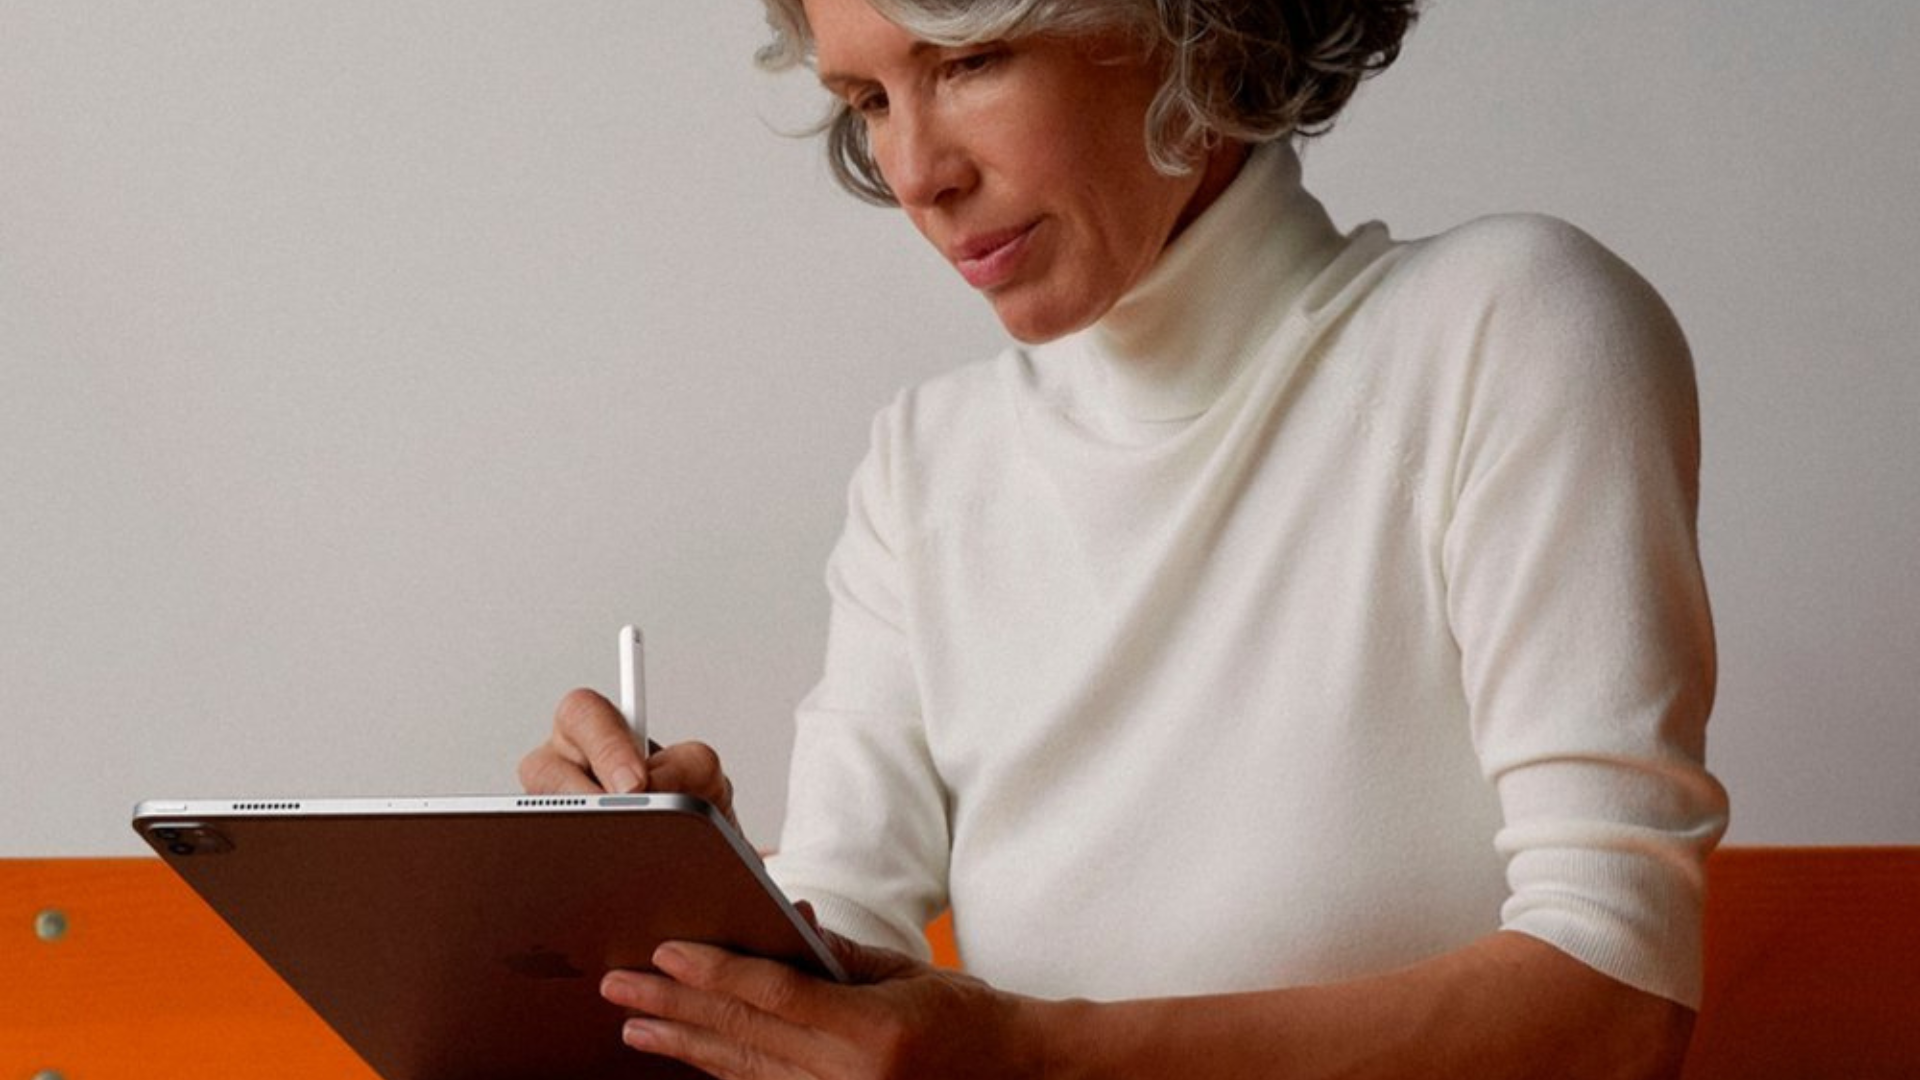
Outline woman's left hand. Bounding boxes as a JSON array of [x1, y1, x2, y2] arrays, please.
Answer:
[[600, 917, 1046, 1079]]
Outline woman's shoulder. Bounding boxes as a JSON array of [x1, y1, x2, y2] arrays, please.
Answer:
[[854, 348, 1029, 479], [836, 348, 1045, 537], [875, 349, 1020, 433], [1378, 212, 1688, 376], [1390, 209, 1628, 286], [1357, 212, 1698, 446], [1387, 212, 1679, 328]]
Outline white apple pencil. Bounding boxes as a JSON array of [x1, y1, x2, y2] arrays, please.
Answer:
[[618, 624, 647, 753]]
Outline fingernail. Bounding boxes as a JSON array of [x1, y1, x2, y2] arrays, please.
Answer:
[[610, 766, 642, 794], [652, 942, 688, 973], [623, 1018, 660, 1048]]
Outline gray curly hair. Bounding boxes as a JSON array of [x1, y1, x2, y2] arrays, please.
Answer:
[[757, 0, 1419, 205]]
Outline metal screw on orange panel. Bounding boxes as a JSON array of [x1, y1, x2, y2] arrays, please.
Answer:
[[31, 912, 70, 1080], [34, 908, 69, 942]]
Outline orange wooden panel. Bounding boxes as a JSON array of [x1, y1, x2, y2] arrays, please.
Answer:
[[1681, 846, 1920, 1080], [0, 857, 378, 1079], [10, 849, 1916, 1077], [922, 849, 1920, 1073], [2, 856, 964, 1077], [924, 907, 962, 970]]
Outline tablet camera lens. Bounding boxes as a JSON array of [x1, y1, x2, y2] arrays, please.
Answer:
[[168, 841, 194, 856], [155, 828, 180, 841]]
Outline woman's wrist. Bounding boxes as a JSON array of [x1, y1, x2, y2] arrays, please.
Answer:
[[1014, 994, 1121, 1080]]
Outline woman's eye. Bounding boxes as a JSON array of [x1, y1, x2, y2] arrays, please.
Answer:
[[947, 49, 1003, 78], [851, 92, 888, 117]]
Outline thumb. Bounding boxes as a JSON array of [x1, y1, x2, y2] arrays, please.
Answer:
[[791, 900, 927, 983], [815, 922, 923, 985]]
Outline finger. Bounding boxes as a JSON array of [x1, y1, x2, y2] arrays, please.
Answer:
[[810, 925, 923, 986], [793, 900, 822, 935], [602, 966, 825, 1077], [553, 688, 648, 794], [644, 741, 733, 813], [621, 1017, 807, 1080], [652, 942, 837, 1029], [515, 746, 605, 795]]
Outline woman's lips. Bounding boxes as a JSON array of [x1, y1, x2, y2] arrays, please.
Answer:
[[952, 222, 1038, 290]]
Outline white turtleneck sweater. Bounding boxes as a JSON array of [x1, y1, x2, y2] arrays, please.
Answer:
[[768, 144, 1729, 1008]]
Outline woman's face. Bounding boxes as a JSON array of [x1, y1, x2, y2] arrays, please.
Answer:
[[806, 0, 1240, 343]]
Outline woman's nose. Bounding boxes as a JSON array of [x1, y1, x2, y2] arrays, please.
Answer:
[[879, 107, 974, 209]]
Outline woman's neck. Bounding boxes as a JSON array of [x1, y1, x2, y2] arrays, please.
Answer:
[[1073, 141, 1345, 426]]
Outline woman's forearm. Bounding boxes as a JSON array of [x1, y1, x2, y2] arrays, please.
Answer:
[[1021, 931, 1693, 1080]]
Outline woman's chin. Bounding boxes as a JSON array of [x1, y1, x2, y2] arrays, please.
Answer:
[[986, 289, 1104, 346]]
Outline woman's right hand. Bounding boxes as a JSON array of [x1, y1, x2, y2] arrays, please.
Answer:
[[517, 688, 739, 830]]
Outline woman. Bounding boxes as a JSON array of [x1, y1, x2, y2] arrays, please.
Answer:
[[520, 0, 1729, 1075]]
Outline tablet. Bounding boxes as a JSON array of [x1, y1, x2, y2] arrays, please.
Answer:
[[132, 793, 844, 1080]]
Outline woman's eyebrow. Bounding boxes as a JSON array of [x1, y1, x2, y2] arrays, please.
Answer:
[[816, 40, 941, 92], [817, 70, 868, 95]]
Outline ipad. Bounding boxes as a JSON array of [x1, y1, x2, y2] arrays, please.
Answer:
[[132, 793, 845, 1080]]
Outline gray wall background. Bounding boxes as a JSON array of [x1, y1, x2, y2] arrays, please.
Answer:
[[4, 1, 1915, 856]]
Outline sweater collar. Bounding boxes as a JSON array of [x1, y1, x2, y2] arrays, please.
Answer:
[[1063, 141, 1346, 424]]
